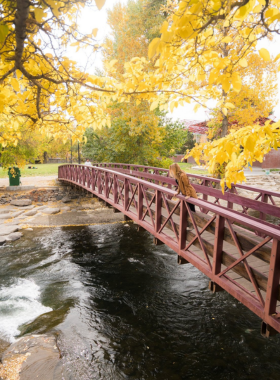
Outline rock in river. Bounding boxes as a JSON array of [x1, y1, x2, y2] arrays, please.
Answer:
[[0, 236, 7, 245], [6, 232, 23, 241], [0, 226, 19, 237], [0, 334, 62, 380], [0, 214, 11, 220], [10, 199, 32, 207], [24, 210, 37, 216], [0, 210, 10, 214], [42, 208, 60, 215], [61, 196, 71, 203], [10, 211, 25, 218]]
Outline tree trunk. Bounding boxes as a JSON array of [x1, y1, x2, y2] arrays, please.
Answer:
[[221, 113, 228, 137], [43, 151, 48, 164]]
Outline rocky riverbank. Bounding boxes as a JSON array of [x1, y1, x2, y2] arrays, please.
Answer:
[[0, 181, 91, 205], [0, 179, 126, 241], [0, 335, 62, 380], [0, 196, 124, 245]]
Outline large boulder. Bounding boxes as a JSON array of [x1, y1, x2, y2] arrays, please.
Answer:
[[0, 225, 19, 236], [0, 236, 7, 245], [0, 334, 62, 380], [10, 199, 32, 207], [10, 210, 25, 218], [17, 205, 35, 210], [0, 209, 10, 214], [81, 203, 97, 210], [7, 219, 20, 225], [6, 232, 23, 241], [42, 208, 60, 215], [0, 214, 11, 220], [25, 210, 37, 216], [36, 206, 48, 210], [61, 196, 71, 203]]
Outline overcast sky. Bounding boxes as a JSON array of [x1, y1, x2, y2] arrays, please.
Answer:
[[70, 0, 280, 122]]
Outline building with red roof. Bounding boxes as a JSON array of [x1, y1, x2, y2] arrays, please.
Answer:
[[182, 120, 208, 143]]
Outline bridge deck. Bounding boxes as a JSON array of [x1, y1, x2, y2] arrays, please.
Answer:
[[58, 164, 280, 337]]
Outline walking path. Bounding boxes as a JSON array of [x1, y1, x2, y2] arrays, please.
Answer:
[[0, 175, 57, 188]]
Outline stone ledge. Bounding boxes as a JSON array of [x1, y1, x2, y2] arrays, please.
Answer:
[[0, 185, 93, 204], [0, 186, 61, 192], [1, 186, 35, 191]]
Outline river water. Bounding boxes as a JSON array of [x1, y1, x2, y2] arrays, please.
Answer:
[[1, 223, 280, 379]]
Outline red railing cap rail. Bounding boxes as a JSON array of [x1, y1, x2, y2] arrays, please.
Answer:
[[98, 163, 280, 198], [60, 163, 280, 198], [59, 164, 280, 240], [93, 162, 170, 173]]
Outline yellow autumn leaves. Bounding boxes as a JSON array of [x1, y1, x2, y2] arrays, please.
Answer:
[[0, 0, 279, 189], [186, 120, 280, 191]]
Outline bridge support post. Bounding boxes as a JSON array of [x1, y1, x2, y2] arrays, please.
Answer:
[[124, 215, 132, 221], [153, 237, 164, 246], [97, 170, 101, 194], [113, 208, 121, 213], [177, 255, 189, 265], [138, 183, 143, 220], [212, 215, 225, 275], [261, 322, 278, 338], [208, 281, 223, 293], [179, 200, 187, 250], [113, 175, 118, 204], [137, 225, 145, 232], [265, 239, 280, 317]]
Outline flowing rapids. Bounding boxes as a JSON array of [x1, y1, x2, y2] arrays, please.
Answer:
[[1, 224, 280, 379]]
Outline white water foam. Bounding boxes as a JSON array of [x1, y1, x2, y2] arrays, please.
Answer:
[[0, 278, 52, 342], [128, 258, 144, 264]]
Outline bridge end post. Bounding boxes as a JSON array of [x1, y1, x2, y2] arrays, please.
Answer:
[[208, 281, 223, 293], [153, 237, 164, 246], [261, 321, 278, 338], [177, 255, 189, 265], [124, 215, 132, 221]]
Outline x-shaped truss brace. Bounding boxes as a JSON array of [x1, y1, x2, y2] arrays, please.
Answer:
[[142, 185, 155, 228], [183, 207, 215, 271], [116, 179, 125, 206], [218, 219, 272, 306], [106, 175, 114, 198], [158, 195, 180, 242], [126, 183, 138, 211]]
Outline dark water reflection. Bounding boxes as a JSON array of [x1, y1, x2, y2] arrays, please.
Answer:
[[1, 224, 280, 379]]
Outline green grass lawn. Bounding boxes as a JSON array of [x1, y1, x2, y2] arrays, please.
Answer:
[[178, 162, 209, 175], [0, 163, 64, 178]]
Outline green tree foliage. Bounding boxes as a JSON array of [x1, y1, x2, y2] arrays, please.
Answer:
[[83, 101, 165, 166], [159, 116, 195, 156], [0, 128, 71, 169], [82, 106, 195, 166]]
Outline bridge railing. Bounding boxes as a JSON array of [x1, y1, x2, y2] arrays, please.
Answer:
[[92, 163, 280, 232], [58, 164, 280, 336]]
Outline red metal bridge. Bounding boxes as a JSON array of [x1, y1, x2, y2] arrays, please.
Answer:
[[58, 163, 280, 337]]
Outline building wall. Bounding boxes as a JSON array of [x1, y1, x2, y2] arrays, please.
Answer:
[[170, 155, 186, 163], [187, 156, 196, 165], [261, 148, 280, 169]]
